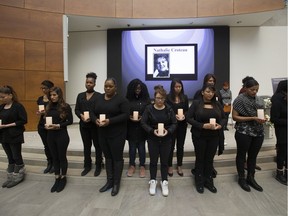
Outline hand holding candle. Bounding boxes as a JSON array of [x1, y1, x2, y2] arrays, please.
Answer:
[[158, 123, 164, 136], [38, 105, 45, 112], [99, 114, 106, 122], [83, 111, 90, 120], [46, 116, 52, 126], [133, 111, 139, 120], [177, 108, 184, 119], [257, 109, 265, 120]]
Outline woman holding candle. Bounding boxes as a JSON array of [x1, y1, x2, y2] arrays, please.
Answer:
[[37, 80, 55, 174], [166, 78, 189, 177], [0, 86, 27, 188], [75, 72, 103, 177], [126, 79, 151, 178], [232, 78, 266, 192], [186, 84, 225, 194], [141, 85, 177, 197], [90, 78, 129, 196], [45, 87, 73, 193]]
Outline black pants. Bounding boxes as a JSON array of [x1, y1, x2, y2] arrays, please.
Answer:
[[38, 126, 53, 162], [47, 130, 70, 176], [148, 139, 172, 181], [192, 135, 218, 178], [235, 131, 263, 177], [2, 142, 24, 165], [168, 123, 187, 167], [79, 125, 102, 168], [128, 140, 146, 167]]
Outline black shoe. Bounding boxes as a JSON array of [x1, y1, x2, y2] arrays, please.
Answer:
[[49, 166, 55, 174], [111, 184, 120, 196], [275, 171, 287, 185], [51, 178, 60, 193], [196, 184, 204, 194], [56, 176, 67, 192], [212, 168, 217, 178], [191, 168, 196, 176], [255, 165, 261, 171], [246, 176, 263, 192], [99, 181, 113, 192], [204, 182, 217, 193], [44, 162, 52, 174], [238, 178, 251, 192], [81, 167, 91, 176], [94, 165, 102, 177]]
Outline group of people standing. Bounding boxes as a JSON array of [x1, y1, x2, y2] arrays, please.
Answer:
[[0, 73, 286, 198]]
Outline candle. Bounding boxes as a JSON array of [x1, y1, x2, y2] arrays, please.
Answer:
[[46, 116, 52, 125], [133, 111, 139, 120], [209, 118, 216, 125], [257, 109, 265, 120], [83, 111, 90, 120], [0, 119, 2, 125], [158, 123, 164, 136], [99, 114, 106, 122], [178, 109, 183, 118], [38, 105, 45, 112]]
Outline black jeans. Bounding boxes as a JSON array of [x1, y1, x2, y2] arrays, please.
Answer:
[[192, 135, 218, 178], [38, 126, 53, 162], [148, 139, 172, 181], [235, 131, 263, 177], [47, 130, 70, 176], [80, 125, 102, 168], [2, 142, 24, 165], [128, 140, 146, 167]]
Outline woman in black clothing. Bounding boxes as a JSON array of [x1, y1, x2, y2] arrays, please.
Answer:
[[141, 85, 177, 197], [166, 78, 189, 177], [45, 87, 73, 193], [270, 80, 287, 185], [232, 78, 266, 192], [75, 72, 103, 177], [37, 80, 54, 174], [0, 86, 27, 188], [186, 84, 225, 194], [126, 78, 150, 178], [91, 78, 129, 196]]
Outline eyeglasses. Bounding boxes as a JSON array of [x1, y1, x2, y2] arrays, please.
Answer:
[[155, 97, 165, 101]]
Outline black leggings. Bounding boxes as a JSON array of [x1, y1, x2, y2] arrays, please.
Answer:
[[2, 142, 24, 165], [235, 131, 263, 177], [47, 130, 69, 176], [38, 126, 53, 162]]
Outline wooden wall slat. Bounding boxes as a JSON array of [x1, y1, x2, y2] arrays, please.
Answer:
[[198, 0, 233, 17], [0, 38, 24, 70], [22, 101, 39, 131], [47, 72, 65, 90], [234, 0, 285, 14], [0, 0, 24, 8], [65, 0, 116, 17], [25, 71, 50, 101], [116, 0, 133, 18], [133, 0, 197, 18], [25, 40, 45, 71], [0, 5, 62, 42], [25, 0, 64, 13], [46, 42, 63, 72]]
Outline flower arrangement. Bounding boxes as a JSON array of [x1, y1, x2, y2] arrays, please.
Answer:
[[263, 98, 272, 109], [265, 114, 274, 128]]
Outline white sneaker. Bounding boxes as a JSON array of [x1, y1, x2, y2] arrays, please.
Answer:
[[149, 179, 157, 195], [160, 180, 169, 197]]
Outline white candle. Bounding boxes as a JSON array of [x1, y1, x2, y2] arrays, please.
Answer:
[[38, 105, 45, 112], [46, 116, 52, 125], [0, 119, 2, 125], [209, 118, 216, 125], [83, 111, 90, 120], [178, 109, 183, 117], [158, 123, 164, 136], [133, 111, 139, 120], [99, 114, 106, 122], [257, 109, 265, 120]]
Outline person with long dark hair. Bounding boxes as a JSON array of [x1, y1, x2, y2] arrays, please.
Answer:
[[126, 78, 150, 178], [141, 85, 177, 197], [232, 78, 266, 192], [75, 72, 103, 177], [90, 78, 129, 196], [186, 84, 225, 194], [0, 85, 27, 188], [45, 87, 73, 193], [166, 78, 188, 177], [270, 80, 287, 185], [37, 80, 54, 174]]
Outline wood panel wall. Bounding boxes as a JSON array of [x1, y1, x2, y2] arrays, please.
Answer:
[[0, 0, 285, 130]]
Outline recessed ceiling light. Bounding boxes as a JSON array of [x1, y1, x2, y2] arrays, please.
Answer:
[[96, 25, 101, 28], [236, 21, 242, 24]]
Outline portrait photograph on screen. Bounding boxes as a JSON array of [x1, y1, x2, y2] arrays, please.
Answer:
[[107, 26, 229, 99]]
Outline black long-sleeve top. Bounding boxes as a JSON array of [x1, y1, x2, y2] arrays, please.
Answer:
[[141, 104, 177, 142], [90, 93, 129, 138], [0, 102, 27, 144], [75, 91, 101, 128], [166, 94, 189, 127], [46, 102, 73, 129]]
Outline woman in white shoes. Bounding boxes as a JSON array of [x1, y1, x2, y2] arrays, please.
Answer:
[[141, 85, 177, 196]]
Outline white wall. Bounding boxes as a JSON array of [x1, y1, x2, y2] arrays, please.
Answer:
[[66, 26, 287, 118]]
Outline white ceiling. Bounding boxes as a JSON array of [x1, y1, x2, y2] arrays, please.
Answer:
[[67, 8, 287, 32]]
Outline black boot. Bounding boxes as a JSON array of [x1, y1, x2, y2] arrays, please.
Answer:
[[51, 177, 61, 193], [238, 177, 251, 192], [56, 176, 67, 192], [44, 161, 53, 174], [195, 174, 204, 194], [204, 176, 217, 193], [275, 169, 287, 185], [111, 160, 124, 196], [81, 166, 91, 176], [212, 167, 217, 178], [99, 159, 113, 192], [94, 163, 102, 177], [246, 174, 263, 192]]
